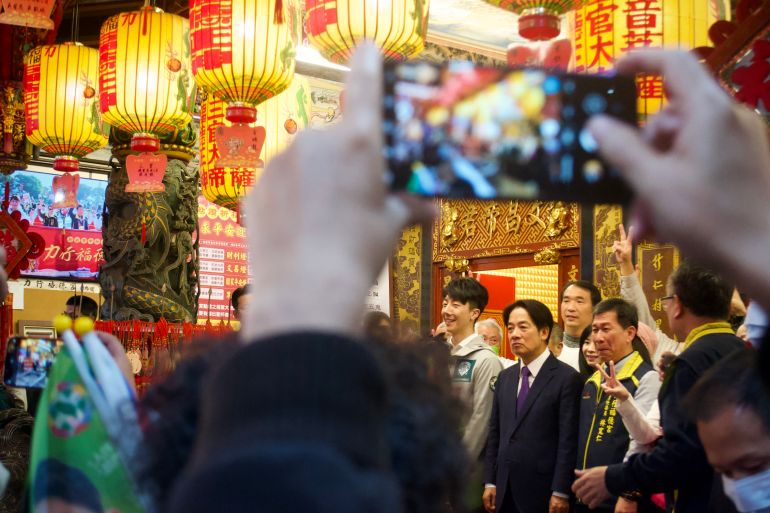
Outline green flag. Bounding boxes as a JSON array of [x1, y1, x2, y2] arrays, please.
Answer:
[[28, 345, 148, 513]]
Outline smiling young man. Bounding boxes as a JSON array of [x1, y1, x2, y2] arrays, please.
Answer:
[[443, 277, 503, 463], [574, 298, 659, 513], [483, 300, 582, 513], [559, 281, 602, 372]]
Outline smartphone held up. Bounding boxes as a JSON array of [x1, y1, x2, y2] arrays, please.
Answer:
[[384, 61, 637, 204], [4, 337, 62, 389]]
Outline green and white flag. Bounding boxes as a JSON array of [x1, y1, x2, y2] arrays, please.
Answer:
[[28, 343, 150, 513]]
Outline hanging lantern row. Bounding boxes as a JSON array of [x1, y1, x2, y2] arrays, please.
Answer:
[[23, 43, 109, 173], [0, 0, 56, 30], [190, 0, 299, 124], [305, 0, 430, 64], [199, 76, 311, 212]]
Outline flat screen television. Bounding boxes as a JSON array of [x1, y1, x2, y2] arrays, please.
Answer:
[[0, 169, 107, 281]]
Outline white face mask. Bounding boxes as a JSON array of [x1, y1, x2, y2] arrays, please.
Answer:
[[722, 469, 770, 512]]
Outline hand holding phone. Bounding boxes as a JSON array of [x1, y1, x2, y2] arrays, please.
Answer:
[[384, 61, 638, 204]]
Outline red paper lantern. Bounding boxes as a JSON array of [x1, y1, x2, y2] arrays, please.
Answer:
[[50, 172, 80, 209], [507, 38, 572, 69], [483, 0, 585, 41], [125, 153, 167, 193]]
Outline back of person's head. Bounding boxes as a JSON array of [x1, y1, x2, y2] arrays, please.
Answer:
[[231, 285, 250, 311], [503, 299, 554, 339], [670, 261, 733, 320], [139, 336, 243, 507], [560, 280, 602, 307], [65, 295, 98, 319], [363, 311, 392, 341], [367, 338, 468, 513], [442, 277, 488, 314], [593, 298, 639, 330], [32, 458, 104, 513], [684, 349, 770, 433]]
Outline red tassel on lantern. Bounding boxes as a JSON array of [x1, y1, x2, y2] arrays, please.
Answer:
[[141, 222, 147, 245], [274, 0, 283, 24]]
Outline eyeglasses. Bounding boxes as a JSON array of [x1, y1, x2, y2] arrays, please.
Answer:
[[661, 295, 675, 302]]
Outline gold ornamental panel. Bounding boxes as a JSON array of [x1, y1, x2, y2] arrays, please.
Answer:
[[433, 199, 579, 261], [392, 224, 423, 335], [593, 204, 623, 300], [637, 242, 680, 336]]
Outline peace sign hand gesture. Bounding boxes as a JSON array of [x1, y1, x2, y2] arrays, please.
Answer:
[[596, 361, 631, 402], [612, 224, 636, 277]]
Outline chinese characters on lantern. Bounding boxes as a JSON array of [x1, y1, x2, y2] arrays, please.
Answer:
[[190, 0, 234, 73], [98, 15, 119, 112], [23, 49, 42, 132]]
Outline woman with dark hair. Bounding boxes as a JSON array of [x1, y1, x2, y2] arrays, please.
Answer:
[[578, 326, 598, 381]]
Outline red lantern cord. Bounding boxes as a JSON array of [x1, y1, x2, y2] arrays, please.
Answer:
[[274, 0, 283, 24]]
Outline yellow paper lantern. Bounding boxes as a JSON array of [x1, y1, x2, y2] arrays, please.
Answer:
[[306, 0, 430, 64], [98, 7, 195, 152], [190, 0, 299, 123], [23, 43, 109, 172], [570, 0, 728, 117], [199, 76, 311, 211]]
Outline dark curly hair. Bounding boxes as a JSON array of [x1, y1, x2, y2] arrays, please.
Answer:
[[367, 338, 468, 513], [137, 335, 242, 509], [138, 333, 466, 513]]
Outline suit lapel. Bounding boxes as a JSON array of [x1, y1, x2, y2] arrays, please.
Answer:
[[511, 354, 557, 434]]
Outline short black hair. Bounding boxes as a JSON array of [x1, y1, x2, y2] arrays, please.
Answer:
[[670, 261, 732, 319], [231, 285, 251, 311], [10, 195, 18, 201], [503, 299, 554, 340], [442, 277, 488, 314], [65, 295, 98, 319], [593, 298, 639, 330], [560, 280, 602, 307], [683, 349, 770, 433], [33, 458, 104, 512]]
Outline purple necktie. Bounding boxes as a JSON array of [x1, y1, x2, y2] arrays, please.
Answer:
[[517, 366, 530, 415]]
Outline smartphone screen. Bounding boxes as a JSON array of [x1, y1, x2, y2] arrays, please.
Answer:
[[3, 337, 62, 389], [383, 61, 637, 203]]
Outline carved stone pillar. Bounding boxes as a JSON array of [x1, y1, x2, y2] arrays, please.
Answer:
[[99, 125, 199, 322]]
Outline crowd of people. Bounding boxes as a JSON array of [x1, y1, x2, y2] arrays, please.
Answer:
[[6, 190, 101, 231], [0, 44, 769, 513]]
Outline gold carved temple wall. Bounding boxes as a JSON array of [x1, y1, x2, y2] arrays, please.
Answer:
[[433, 199, 580, 262], [392, 224, 423, 335]]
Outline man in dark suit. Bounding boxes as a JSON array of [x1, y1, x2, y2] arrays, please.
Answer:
[[483, 299, 583, 513]]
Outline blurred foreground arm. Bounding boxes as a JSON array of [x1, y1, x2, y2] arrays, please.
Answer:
[[167, 43, 433, 513]]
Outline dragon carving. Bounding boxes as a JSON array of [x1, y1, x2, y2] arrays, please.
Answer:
[[100, 127, 199, 322]]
